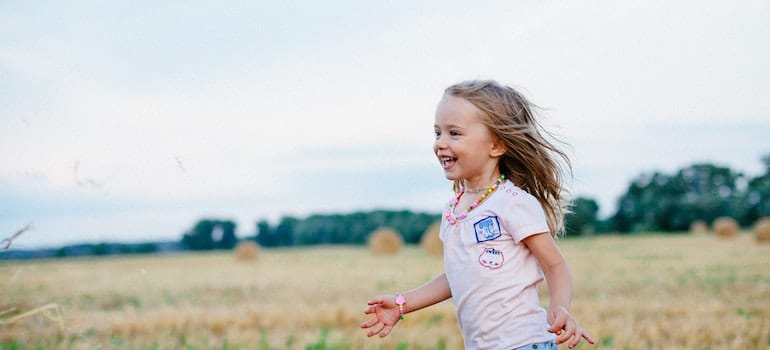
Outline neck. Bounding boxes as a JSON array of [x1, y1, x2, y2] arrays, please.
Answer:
[[463, 173, 504, 192]]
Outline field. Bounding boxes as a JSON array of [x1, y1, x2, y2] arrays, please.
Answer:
[[1, 233, 769, 349]]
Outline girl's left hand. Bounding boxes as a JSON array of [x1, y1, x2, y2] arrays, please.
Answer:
[[547, 305, 595, 348]]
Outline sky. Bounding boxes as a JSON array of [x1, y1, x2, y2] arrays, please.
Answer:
[[2, 1, 769, 249]]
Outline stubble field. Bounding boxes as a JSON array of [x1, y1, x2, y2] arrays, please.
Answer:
[[1, 233, 769, 349]]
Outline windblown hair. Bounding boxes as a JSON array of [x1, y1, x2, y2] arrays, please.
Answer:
[[445, 80, 572, 236]]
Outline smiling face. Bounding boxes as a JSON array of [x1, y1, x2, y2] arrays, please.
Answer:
[[433, 94, 505, 189]]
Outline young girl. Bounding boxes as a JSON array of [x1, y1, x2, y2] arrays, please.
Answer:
[[361, 80, 594, 349]]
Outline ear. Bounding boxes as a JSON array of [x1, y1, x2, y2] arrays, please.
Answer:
[[489, 138, 506, 158]]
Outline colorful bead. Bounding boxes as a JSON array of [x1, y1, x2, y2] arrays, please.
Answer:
[[445, 175, 505, 225], [395, 293, 406, 320]]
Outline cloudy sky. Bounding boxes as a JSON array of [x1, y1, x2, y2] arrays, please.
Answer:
[[2, 1, 769, 248]]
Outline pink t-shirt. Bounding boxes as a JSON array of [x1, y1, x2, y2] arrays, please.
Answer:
[[439, 181, 555, 350]]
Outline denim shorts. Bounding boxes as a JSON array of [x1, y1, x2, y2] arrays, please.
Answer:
[[512, 340, 557, 350]]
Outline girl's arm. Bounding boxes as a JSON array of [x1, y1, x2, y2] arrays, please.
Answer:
[[523, 233, 595, 349], [360, 273, 451, 338]]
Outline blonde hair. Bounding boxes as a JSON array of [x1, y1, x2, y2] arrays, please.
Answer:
[[445, 80, 572, 236]]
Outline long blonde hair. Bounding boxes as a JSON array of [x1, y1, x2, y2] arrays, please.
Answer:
[[445, 80, 572, 236]]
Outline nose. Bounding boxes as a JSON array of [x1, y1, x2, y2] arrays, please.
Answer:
[[433, 136, 446, 154], [434, 133, 448, 150]]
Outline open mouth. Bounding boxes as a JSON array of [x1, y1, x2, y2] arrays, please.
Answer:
[[439, 155, 457, 169]]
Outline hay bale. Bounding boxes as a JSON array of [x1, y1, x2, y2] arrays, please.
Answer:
[[753, 217, 770, 243], [713, 217, 739, 239], [420, 221, 443, 257], [233, 240, 260, 261], [368, 227, 402, 255], [689, 220, 708, 234]]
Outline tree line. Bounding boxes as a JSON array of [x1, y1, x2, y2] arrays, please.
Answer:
[[163, 211, 441, 251], [179, 156, 770, 249], [567, 156, 769, 234], [252, 210, 439, 247], [3, 157, 767, 259], [608, 156, 769, 233]]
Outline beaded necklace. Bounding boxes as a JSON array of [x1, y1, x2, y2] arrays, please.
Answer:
[[445, 174, 505, 225]]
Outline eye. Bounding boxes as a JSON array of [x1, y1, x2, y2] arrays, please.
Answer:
[[449, 130, 461, 136], [434, 129, 441, 138]]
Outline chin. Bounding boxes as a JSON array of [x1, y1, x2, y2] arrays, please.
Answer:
[[442, 172, 459, 181]]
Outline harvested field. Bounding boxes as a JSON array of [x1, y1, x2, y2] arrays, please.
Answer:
[[2, 233, 769, 349]]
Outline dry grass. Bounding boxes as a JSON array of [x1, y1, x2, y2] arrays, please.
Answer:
[[2, 233, 769, 349], [368, 228, 402, 256], [0, 303, 63, 332]]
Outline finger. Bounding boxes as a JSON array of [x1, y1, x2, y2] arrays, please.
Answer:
[[367, 297, 386, 306], [556, 321, 575, 344], [581, 328, 596, 345], [556, 329, 574, 344], [379, 325, 394, 338], [568, 337, 580, 349], [569, 329, 589, 349], [360, 317, 379, 329], [366, 322, 384, 337], [548, 313, 567, 333], [363, 304, 378, 315]]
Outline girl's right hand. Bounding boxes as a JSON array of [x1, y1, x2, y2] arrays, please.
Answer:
[[547, 304, 595, 348], [360, 295, 401, 338]]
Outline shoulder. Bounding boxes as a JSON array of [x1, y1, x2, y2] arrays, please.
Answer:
[[497, 181, 541, 208], [495, 181, 549, 240]]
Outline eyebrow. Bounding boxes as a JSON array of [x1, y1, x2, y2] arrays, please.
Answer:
[[434, 122, 464, 129]]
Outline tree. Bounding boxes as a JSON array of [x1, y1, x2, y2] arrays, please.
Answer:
[[565, 197, 599, 236], [671, 163, 743, 228], [612, 171, 670, 232], [251, 210, 441, 247], [181, 219, 238, 250], [738, 154, 770, 224], [611, 163, 743, 232], [254, 220, 276, 247]]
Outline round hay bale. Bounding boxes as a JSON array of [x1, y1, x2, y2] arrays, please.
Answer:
[[233, 240, 260, 261], [713, 217, 739, 239], [368, 227, 402, 255], [420, 221, 443, 257], [689, 220, 708, 234], [753, 217, 770, 243]]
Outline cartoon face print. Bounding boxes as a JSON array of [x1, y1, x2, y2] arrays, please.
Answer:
[[478, 247, 504, 269]]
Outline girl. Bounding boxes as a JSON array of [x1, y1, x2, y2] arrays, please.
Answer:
[[361, 80, 594, 349]]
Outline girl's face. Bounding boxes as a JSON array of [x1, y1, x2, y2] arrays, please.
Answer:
[[433, 94, 504, 187]]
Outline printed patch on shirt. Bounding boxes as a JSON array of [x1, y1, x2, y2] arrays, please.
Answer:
[[473, 216, 501, 243], [478, 247, 504, 269]]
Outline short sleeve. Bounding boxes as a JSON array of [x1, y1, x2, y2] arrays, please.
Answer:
[[500, 190, 550, 243]]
